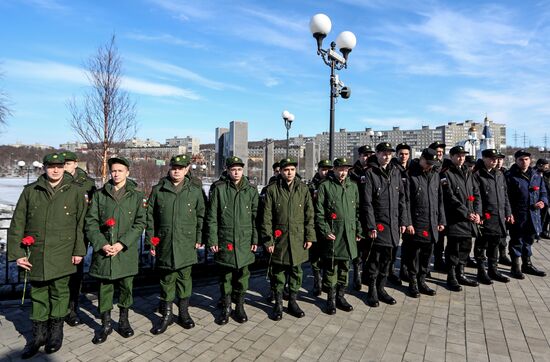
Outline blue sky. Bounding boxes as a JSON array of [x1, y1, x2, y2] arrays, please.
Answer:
[[1, 0, 550, 148]]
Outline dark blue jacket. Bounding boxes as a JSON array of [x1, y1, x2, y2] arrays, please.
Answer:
[[505, 164, 548, 236]]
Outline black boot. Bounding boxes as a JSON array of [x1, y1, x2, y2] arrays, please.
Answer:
[[488, 262, 510, 283], [92, 311, 112, 344], [522, 257, 547, 277], [178, 298, 195, 329], [377, 276, 396, 305], [283, 284, 290, 301], [476, 260, 493, 285], [151, 301, 173, 335], [271, 291, 283, 321], [447, 268, 462, 292], [408, 279, 420, 298], [511, 257, 525, 279], [45, 318, 64, 354], [326, 288, 336, 315], [433, 256, 446, 272], [418, 276, 436, 296], [361, 260, 369, 285], [312, 269, 322, 296], [366, 279, 379, 307], [498, 245, 512, 266], [352, 260, 362, 291], [21, 320, 47, 359], [400, 265, 410, 283], [388, 266, 402, 286], [336, 285, 353, 312], [234, 294, 248, 323], [456, 265, 479, 287], [266, 289, 275, 303], [466, 256, 477, 268], [118, 307, 134, 338], [65, 300, 81, 327], [217, 295, 231, 325], [287, 292, 305, 318]]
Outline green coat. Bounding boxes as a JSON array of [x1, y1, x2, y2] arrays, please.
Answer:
[[261, 176, 315, 266], [315, 174, 363, 260], [206, 176, 259, 269], [145, 176, 205, 270], [71, 167, 97, 203], [7, 174, 87, 282], [85, 179, 146, 280]]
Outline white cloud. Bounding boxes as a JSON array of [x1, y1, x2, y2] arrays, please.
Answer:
[[21, 0, 67, 11], [125, 32, 205, 49], [147, 0, 212, 21]]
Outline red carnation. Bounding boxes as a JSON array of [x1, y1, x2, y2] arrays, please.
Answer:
[[274, 229, 282, 238], [151, 237, 160, 247], [330, 213, 337, 220], [484, 213, 491, 220], [422, 230, 429, 237], [21, 236, 35, 246], [227, 243, 234, 251], [532, 186, 540, 191], [467, 195, 475, 202], [376, 224, 385, 232], [105, 218, 116, 227]]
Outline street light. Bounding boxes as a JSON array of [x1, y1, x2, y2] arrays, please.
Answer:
[[310, 13, 357, 161], [282, 110, 295, 158], [368, 130, 375, 147], [18, 160, 42, 184]]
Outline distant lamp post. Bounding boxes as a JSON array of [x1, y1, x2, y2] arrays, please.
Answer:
[[282, 110, 295, 158], [18, 160, 42, 184], [376, 131, 383, 143], [368, 130, 375, 146], [310, 13, 357, 161]]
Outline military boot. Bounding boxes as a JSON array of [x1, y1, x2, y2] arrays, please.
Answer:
[[408, 278, 420, 298], [326, 288, 336, 315], [418, 276, 436, 296], [521, 256, 547, 277], [287, 292, 305, 318], [45, 318, 64, 354], [488, 262, 510, 283], [352, 259, 362, 291], [234, 294, 248, 323], [400, 264, 410, 283], [510, 257, 525, 279], [366, 279, 379, 307], [498, 244, 512, 266], [118, 307, 134, 338], [476, 259, 493, 285], [21, 320, 47, 359], [447, 268, 462, 292], [151, 301, 173, 335], [433, 256, 446, 272], [271, 291, 283, 321], [218, 295, 231, 325], [388, 265, 402, 286], [178, 298, 195, 329], [335, 285, 353, 312], [456, 265, 479, 287], [312, 269, 322, 296], [92, 311, 112, 344], [377, 276, 396, 305], [65, 300, 81, 327]]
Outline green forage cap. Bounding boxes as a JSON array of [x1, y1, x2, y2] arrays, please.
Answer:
[[170, 154, 191, 167]]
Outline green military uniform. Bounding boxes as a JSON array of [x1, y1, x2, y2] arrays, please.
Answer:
[[85, 163, 146, 313]]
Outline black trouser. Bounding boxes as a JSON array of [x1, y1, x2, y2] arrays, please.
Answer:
[[390, 245, 399, 272], [542, 206, 550, 234], [433, 232, 445, 261], [445, 236, 473, 269], [405, 240, 433, 280], [366, 245, 392, 282], [68, 261, 84, 305], [474, 235, 500, 264]]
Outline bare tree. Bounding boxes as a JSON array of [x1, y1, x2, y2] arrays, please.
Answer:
[[0, 69, 12, 127], [69, 35, 137, 182]]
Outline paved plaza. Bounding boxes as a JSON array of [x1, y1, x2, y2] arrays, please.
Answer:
[[2, 241, 550, 362]]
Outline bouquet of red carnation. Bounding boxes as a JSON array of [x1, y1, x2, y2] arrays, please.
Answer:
[[484, 212, 491, 220], [376, 224, 385, 232], [274, 229, 282, 239], [20, 236, 35, 305], [227, 243, 234, 251], [422, 230, 429, 238], [104, 218, 116, 243], [467, 195, 475, 202]]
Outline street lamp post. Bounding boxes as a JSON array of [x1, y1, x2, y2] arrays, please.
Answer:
[[282, 110, 295, 158], [376, 131, 383, 143], [368, 130, 375, 147], [310, 13, 357, 161], [18, 160, 42, 184]]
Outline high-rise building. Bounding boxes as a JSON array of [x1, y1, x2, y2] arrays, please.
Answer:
[[165, 136, 200, 155], [214, 121, 249, 176]]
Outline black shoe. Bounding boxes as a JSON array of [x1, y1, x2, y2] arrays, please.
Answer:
[[377, 277, 396, 305], [352, 261, 362, 291], [388, 271, 402, 286], [287, 292, 305, 318], [335, 285, 353, 312], [118, 307, 134, 338], [22, 320, 47, 359], [151, 301, 173, 335], [366, 280, 379, 307], [92, 311, 112, 344], [326, 288, 336, 315], [511, 258, 525, 279], [65, 301, 81, 327], [271, 292, 283, 321], [499, 255, 512, 266], [408, 280, 420, 298], [178, 298, 195, 329], [233, 294, 248, 323], [45, 318, 64, 354], [488, 263, 510, 283], [476, 263, 493, 285], [418, 277, 436, 296], [466, 256, 477, 268], [312, 270, 322, 296], [447, 269, 462, 292], [456, 265, 479, 287], [433, 257, 446, 272], [217, 295, 231, 325], [522, 257, 547, 277], [400, 266, 410, 283]]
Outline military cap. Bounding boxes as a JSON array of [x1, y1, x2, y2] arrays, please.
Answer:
[[395, 143, 411, 152], [429, 141, 446, 150], [317, 159, 333, 169], [358, 145, 375, 155], [107, 156, 131, 168], [536, 158, 549, 166], [170, 154, 191, 167], [449, 145, 469, 155], [279, 157, 298, 169], [333, 157, 353, 167], [420, 148, 438, 165], [272, 162, 280, 170], [43, 153, 65, 165], [226, 156, 245, 168], [514, 149, 531, 158], [375, 142, 395, 152], [496, 150, 506, 158], [465, 155, 477, 166], [61, 151, 78, 161], [481, 149, 499, 158]]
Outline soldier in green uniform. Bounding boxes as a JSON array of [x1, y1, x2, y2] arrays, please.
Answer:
[[62, 151, 96, 326], [8, 153, 87, 359], [85, 157, 146, 344], [308, 159, 332, 296], [315, 158, 363, 314], [261, 158, 315, 320], [146, 154, 205, 334], [207, 156, 258, 325]]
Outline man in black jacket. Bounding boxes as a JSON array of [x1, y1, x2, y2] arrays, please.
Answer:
[[441, 146, 482, 291], [362, 143, 408, 307], [496, 153, 512, 266], [472, 149, 513, 284], [429, 141, 447, 271], [536, 158, 550, 239]]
